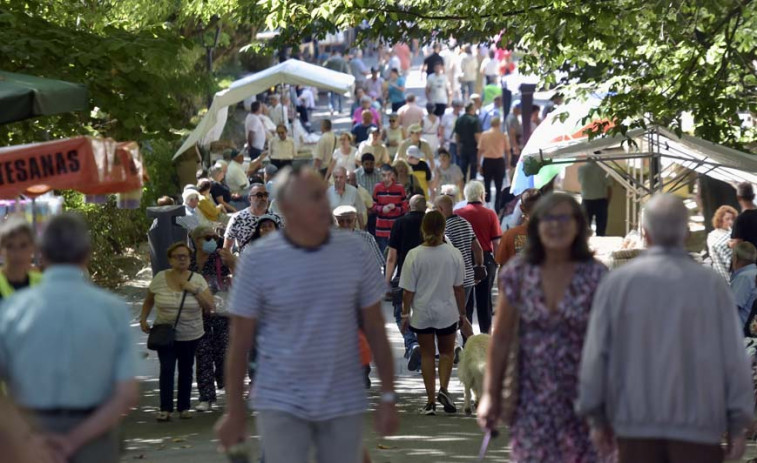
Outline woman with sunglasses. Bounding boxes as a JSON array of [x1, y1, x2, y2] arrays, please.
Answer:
[[140, 242, 215, 422], [477, 193, 611, 462], [189, 226, 232, 412]]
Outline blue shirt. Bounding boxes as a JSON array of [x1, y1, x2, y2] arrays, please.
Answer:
[[387, 76, 406, 104], [480, 103, 502, 131], [0, 266, 136, 409], [730, 263, 757, 327]]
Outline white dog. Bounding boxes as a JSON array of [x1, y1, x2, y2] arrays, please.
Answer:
[[457, 333, 491, 415]]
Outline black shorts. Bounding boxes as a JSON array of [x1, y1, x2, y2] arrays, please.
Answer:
[[410, 322, 458, 336]]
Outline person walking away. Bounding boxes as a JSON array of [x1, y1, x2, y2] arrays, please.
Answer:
[[454, 102, 483, 182], [387, 68, 407, 113], [266, 124, 296, 170], [400, 211, 466, 414], [313, 119, 337, 176], [494, 188, 542, 267], [386, 195, 426, 371], [421, 43, 444, 79], [478, 193, 610, 462], [576, 193, 753, 463], [373, 164, 408, 252], [245, 101, 267, 160], [296, 85, 315, 129], [190, 226, 233, 412], [397, 94, 425, 132], [323, 50, 349, 114], [422, 102, 441, 154], [426, 63, 451, 117], [215, 167, 399, 462], [223, 183, 283, 254], [0, 214, 137, 463], [731, 241, 757, 329], [0, 217, 41, 300], [434, 194, 484, 313], [459, 46, 478, 101], [328, 166, 367, 229], [480, 95, 503, 131], [141, 242, 215, 421], [732, 182, 757, 248], [383, 113, 405, 159], [577, 160, 612, 236], [478, 115, 510, 212], [455, 181, 501, 334], [440, 100, 464, 165], [504, 103, 523, 163], [479, 50, 499, 85], [708, 205, 738, 280]]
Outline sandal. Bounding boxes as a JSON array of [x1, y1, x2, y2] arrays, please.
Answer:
[[156, 411, 171, 422]]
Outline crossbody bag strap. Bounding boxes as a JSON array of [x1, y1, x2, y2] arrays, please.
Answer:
[[172, 272, 194, 329]]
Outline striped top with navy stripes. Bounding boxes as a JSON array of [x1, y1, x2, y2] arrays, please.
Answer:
[[445, 215, 476, 287], [228, 229, 387, 421]]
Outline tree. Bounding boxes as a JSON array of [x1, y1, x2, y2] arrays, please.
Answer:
[[259, 0, 756, 147]]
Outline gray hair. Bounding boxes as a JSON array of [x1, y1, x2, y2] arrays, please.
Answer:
[[734, 241, 757, 264], [41, 213, 91, 265], [464, 180, 486, 202], [642, 194, 689, 248]]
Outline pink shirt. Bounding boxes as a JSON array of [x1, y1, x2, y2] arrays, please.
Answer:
[[353, 107, 382, 127]]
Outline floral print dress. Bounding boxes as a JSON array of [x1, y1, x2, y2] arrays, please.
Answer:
[[499, 257, 609, 463]]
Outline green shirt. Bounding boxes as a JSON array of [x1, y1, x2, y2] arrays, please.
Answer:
[[577, 162, 610, 200]]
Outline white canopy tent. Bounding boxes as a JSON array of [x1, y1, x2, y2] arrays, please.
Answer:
[[173, 59, 355, 160]]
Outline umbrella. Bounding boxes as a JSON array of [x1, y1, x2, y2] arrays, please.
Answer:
[[0, 71, 88, 124], [0, 136, 144, 199]]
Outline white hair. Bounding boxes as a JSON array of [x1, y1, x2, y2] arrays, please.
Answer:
[[440, 184, 459, 197], [642, 193, 689, 247], [464, 180, 485, 202]]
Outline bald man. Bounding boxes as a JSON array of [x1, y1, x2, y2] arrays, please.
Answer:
[[386, 194, 426, 371], [217, 167, 398, 461]]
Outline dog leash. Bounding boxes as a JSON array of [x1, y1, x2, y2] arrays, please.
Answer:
[[476, 429, 499, 461]]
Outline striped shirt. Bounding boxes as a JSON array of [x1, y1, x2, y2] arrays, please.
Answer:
[[228, 230, 386, 421], [355, 230, 385, 270], [372, 181, 408, 239], [445, 215, 476, 287]]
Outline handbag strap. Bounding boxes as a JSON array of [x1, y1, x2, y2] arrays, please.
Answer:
[[172, 272, 194, 329]]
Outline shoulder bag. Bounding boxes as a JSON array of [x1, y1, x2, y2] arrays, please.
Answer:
[[147, 272, 194, 351]]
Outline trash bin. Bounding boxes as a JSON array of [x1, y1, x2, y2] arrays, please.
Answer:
[[147, 205, 187, 276]]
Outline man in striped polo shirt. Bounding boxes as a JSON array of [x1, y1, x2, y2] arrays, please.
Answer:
[[216, 167, 398, 463], [372, 164, 408, 252]]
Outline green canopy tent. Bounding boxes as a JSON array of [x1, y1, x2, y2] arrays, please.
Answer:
[[0, 71, 88, 124]]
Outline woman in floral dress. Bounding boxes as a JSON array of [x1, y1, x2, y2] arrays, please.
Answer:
[[477, 193, 613, 462]]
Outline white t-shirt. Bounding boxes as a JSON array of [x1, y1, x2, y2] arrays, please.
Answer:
[[426, 73, 449, 105], [226, 161, 249, 194], [150, 271, 208, 341], [332, 147, 358, 173], [460, 54, 478, 82], [315, 131, 338, 165], [441, 111, 459, 144], [245, 113, 266, 150], [399, 243, 465, 330]]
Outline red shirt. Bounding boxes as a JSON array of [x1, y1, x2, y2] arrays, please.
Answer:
[[455, 202, 502, 252], [372, 181, 408, 238]]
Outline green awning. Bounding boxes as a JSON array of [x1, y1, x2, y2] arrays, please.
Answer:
[[0, 71, 88, 124]]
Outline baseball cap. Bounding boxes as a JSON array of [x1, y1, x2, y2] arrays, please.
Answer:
[[367, 126, 379, 134], [408, 123, 422, 134], [470, 93, 481, 101], [406, 145, 421, 159]]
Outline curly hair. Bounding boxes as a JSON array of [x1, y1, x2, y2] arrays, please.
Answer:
[[711, 205, 738, 230]]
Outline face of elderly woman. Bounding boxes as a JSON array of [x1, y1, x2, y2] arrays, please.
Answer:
[[537, 200, 578, 253], [169, 246, 191, 272]]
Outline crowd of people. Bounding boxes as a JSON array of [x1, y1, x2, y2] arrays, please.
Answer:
[[2, 42, 757, 463]]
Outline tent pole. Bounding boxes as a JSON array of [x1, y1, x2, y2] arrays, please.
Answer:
[[31, 197, 39, 266]]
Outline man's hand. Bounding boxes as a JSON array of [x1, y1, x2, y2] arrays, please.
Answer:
[[139, 319, 150, 334], [42, 433, 74, 463], [476, 393, 501, 432], [382, 204, 395, 213], [374, 401, 399, 436], [214, 412, 247, 452], [724, 432, 747, 461], [219, 248, 236, 271], [400, 316, 410, 334], [589, 427, 616, 458]]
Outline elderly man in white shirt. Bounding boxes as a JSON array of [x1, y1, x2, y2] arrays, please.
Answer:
[[267, 124, 297, 169], [314, 119, 338, 176], [328, 166, 366, 229]]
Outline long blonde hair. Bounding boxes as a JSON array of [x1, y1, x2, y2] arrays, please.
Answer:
[[422, 210, 446, 246]]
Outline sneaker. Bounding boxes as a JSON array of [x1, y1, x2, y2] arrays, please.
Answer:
[[407, 344, 421, 372], [437, 388, 457, 414], [179, 411, 192, 420], [156, 411, 171, 422], [195, 401, 212, 412], [454, 346, 463, 365], [420, 402, 436, 415]]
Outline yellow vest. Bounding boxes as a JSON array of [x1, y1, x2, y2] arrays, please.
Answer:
[[0, 270, 42, 298]]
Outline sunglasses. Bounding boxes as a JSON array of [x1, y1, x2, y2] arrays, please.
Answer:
[[251, 192, 270, 199], [203, 236, 217, 241]]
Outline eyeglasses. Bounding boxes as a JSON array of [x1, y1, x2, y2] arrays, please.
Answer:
[[203, 236, 216, 242], [251, 192, 270, 199], [171, 254, 190, 260], [541, 214, 575, 224]]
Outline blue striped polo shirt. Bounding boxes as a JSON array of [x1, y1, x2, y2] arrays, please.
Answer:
[[228, 229, 387, 421]]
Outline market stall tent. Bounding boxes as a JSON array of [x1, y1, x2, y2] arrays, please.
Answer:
[[0, 71, 88, 124], [173, 59, 355, 160]]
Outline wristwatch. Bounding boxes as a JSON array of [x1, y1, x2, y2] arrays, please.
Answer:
[[380, 391, 399, 404]]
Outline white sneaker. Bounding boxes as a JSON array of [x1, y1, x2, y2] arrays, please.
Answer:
[[195, 401, 212, 412]]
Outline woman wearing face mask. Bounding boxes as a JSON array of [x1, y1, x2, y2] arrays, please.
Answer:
[[190, 225, 232, 412]]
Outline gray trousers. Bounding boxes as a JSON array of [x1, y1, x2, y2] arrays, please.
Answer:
[[258, 411, 364, 463], [32, 413, 119, 463]]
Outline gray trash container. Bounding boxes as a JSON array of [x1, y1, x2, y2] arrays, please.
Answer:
[[147, 205, 187, 276]]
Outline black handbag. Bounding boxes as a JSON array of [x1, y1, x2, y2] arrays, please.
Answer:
[[147, 272, 194, 351]]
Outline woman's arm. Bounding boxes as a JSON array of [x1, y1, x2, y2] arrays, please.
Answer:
[[194, 288, 216, 314], [400, 289, 414, 333], [139, 291, 155, 333]]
